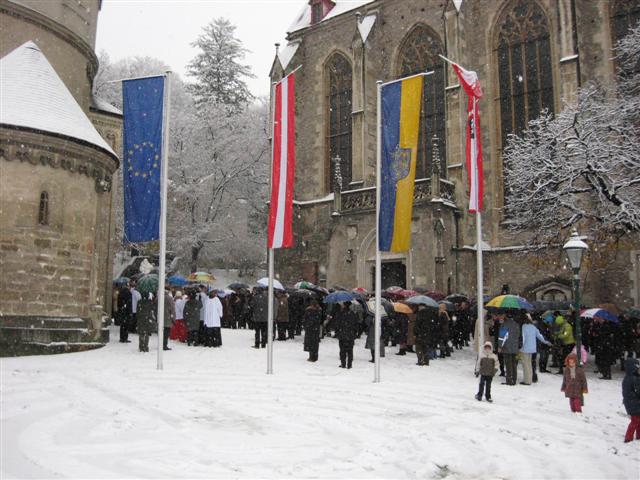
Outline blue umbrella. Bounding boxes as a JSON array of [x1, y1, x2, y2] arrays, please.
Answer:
[[114, 277, 129, 286], [324, 291, 355, 303], [167, 275, 188, 287]]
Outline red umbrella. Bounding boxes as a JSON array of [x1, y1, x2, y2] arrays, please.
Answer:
[[352, 287, 369, 295], [398, 289, 418, 299]]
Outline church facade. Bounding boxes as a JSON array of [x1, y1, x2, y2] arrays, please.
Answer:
[[0, 0, 122, 354], [270, 0, 640, 307]]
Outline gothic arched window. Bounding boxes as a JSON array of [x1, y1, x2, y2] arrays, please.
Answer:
[[610, 0, 640, 79], [325, 52, 352, 192], [38, 191, 49, 225], [398, 25, 446, 179], [497, 0, 554, 146]]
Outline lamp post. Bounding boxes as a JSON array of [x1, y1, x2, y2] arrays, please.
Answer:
[[563, 229, 589, 366]]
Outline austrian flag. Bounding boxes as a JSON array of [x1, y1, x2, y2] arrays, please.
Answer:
[[267, 72, 296, 249], [452, 63, 484, 213]]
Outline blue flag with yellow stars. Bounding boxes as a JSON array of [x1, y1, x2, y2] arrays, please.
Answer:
[[122, 76, 165, 243]]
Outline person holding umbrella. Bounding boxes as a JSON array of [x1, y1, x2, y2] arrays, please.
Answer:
[[136, 292, 156, 353]]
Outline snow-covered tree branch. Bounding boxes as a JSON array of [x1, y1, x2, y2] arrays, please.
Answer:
[[503, 22, 640, 247]]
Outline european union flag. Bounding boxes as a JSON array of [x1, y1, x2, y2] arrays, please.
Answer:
[[122, 76, 165, 243], [378, 75, 423, 252]]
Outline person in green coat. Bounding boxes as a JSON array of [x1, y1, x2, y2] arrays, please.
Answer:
[[554, 315, 575, 374], [137, 294, 157, 353]]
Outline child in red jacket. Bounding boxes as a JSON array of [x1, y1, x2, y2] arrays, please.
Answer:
[[561, 354, 588, 413]]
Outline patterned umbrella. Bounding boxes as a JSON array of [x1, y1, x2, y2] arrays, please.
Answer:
[[486, 294, 534, 311], [580, 308, 619, 323], [294, 281, 315, 290], [352, 287, 369, 295], [137, 274, 159, 296], [187, 271, 215, 284]]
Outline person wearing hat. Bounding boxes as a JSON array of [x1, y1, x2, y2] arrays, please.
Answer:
[[475, 341, 499, 402], [561, 353, 588, 413]]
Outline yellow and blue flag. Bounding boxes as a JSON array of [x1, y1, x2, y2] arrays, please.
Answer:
[[378, 76, 423, 252], [122, 76, 165, 243]]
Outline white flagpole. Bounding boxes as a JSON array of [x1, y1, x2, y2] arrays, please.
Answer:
[[266, 77, 277, 376], [157, 71, 171, 370], [476, 211, 484, 353], [267, 248, 274, 374], [471, 95, 484, 353], [374, 80, 382, 383]]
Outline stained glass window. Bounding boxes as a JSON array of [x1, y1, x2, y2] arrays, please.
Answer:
[[398, 25, 446, 179], [610, 0, 640, 78], [326, 52, 352, 192], [497, 0, 554, 146]]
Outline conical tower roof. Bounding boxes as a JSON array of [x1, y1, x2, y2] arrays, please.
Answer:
[[0, 41, 117, 158]]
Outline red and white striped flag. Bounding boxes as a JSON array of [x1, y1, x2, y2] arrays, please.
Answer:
[[267, 72, 296, 249], [452, 64, 484, 213]]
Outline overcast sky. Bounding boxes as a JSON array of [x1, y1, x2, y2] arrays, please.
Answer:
[[95, 0, 306, 97]]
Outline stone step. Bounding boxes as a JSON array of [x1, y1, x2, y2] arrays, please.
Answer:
[[0, 315, 91, 330], [1, 341, 105, 357], [0, 326, 108, 345]]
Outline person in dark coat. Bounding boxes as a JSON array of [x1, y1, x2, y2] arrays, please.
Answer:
[[136, 294, 156, 353], [250, 288, 277, 348], [437, 304, 451, 358], [116, 285, 132, 343], [364, 313, 386, 362], [303, 299, 322, 361], [561, 353, 588, 413], [413, 306, 435, 366], [276, 292, 289, 341], [622, 358, 640, 442], [498, 313, 521, 386], [591, 316, 615, 379], [183, 290, 202, 346], [334, 302, 358, 369], [162, 288, 175, 351]]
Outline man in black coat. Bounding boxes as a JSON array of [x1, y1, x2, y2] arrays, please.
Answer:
[[592, 316, 615, 379], [334, 302, 358, 369], [117, 285, 132, 343], [250, 288, 278, 348]]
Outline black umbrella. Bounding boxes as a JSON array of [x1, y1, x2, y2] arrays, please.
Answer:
[[445, 293, 469, 303], [228, 282, 250, 290], [628, 307, 640, 319]]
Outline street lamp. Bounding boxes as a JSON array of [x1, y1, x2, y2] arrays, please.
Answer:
[[563, 229, 588, 366]]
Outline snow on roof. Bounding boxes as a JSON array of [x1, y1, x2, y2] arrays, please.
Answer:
[[278, 42, 301, 70], [0, 42, 117, 158], [287, 1, 376, 33], [91, 94, 122, 116]]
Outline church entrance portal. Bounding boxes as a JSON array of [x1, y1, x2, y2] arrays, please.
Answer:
[[371, 261, 406, 289]]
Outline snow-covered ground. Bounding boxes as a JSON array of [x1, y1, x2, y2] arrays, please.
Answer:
[[1, 328, 637, 479]]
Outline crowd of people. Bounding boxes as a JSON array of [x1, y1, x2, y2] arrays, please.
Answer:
[[112, 280, 640, 443]]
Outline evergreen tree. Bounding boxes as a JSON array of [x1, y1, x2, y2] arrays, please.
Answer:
[[187, 18, 255, 112]]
